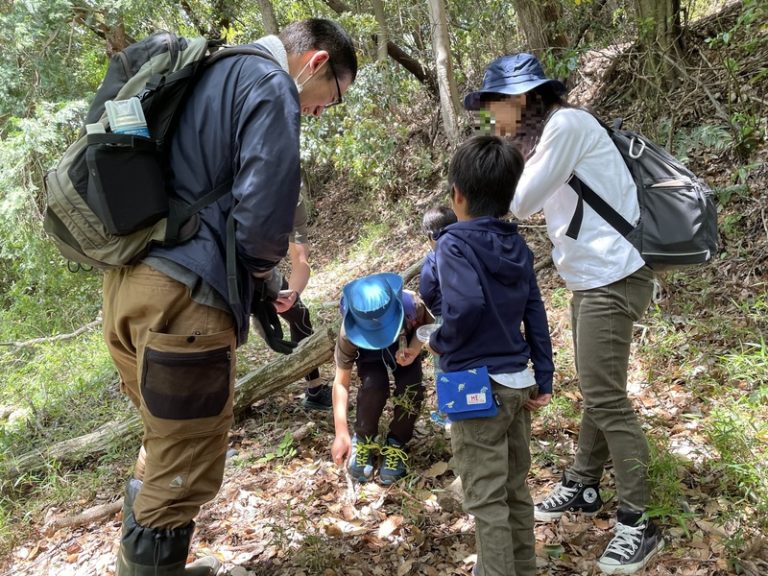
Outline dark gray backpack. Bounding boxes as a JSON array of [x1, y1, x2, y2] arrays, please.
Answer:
[[43, 31, 277, 269], [566, 116, 719, 271]]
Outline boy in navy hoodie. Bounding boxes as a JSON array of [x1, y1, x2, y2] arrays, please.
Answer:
[[428, 135, 554, 576]]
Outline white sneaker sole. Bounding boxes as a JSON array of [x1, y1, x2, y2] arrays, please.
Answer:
[[597, 537, 665, 574], [534, 507, 601, 522]]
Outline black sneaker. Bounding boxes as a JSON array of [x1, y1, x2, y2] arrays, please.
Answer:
[[534, 474, 603, 521], [597, 511, 664, 574], [302, 384, 332, 411]]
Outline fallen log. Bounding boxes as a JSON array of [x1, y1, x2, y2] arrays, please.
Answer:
[[3, 326, 336, 480], [233, 326, 336, 411], [43, 500, 123, 535], [401, 257, 425, 286]]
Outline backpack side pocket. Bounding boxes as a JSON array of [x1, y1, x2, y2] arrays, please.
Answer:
[[85, 133, 168, 235]]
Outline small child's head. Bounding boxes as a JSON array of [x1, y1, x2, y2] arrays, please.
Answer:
[[341, 272, 404, 350], [448, 135, 524, 219], [422, 204, 458, 245]]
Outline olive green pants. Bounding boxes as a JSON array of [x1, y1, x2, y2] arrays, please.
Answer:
[[566, 266, 654, 513], [103, 263, 236, 529], [451, 383, 538, 576]]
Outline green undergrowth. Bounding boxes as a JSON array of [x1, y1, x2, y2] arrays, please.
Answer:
[[0, 328, 135, 555], [640, 269, 768, 544]]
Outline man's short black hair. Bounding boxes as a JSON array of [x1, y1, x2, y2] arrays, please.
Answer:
[[422, 204, 457, 239], [280, 18, 358, 83], [448, 135, 524, 218]]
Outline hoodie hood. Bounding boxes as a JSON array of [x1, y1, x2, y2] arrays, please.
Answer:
[[436, 217, 531, 286]]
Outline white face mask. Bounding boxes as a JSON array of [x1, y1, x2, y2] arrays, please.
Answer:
[[293, 59, 327, 94]]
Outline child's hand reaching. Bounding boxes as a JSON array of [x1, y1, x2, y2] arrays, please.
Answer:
[[396, 348, 420, 366], [332, 432, 352, 467]]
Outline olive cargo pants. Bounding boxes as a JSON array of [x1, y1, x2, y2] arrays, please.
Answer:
[[103, 263, 236, 529], [451, 383, 539, 576], [566, 266, 654, 513]]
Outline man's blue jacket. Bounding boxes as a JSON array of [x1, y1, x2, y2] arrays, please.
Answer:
[[150, 45, 301, 344]]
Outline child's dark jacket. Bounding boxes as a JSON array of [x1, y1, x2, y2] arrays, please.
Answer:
[[429, 217, 554, 394], [419, 250, 441, 316]]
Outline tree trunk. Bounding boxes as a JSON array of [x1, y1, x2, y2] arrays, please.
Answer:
[[257, 0, 280, 35], [71, 7, 134, 55], [511, 0, 570, 60], [371, 0, 389, 63], [3, 327, 336, 480], [634, 0, 683, 89], [427, 0, 461, 144], [210, 0, 236, 37], [382, 40, 439, 97]]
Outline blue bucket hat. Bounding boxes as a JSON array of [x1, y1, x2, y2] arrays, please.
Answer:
[[342, 273, 404, 350], [464, 53, 567, 111]]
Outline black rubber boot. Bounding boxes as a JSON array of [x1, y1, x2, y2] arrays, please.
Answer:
[[116, 481, 221, 575], [121, 478, 143, 538]]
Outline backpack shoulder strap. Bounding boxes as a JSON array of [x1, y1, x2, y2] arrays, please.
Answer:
[[205, 45, 281, 68], [564, 109, 635, 241], [565, 175, 634, 240]]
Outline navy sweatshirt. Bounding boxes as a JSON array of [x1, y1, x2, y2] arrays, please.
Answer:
[[419, 250, 441, 316], [429, 217, 554, 394]]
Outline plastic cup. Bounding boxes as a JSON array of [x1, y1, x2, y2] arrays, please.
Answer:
[[416, 323, 439, 343]]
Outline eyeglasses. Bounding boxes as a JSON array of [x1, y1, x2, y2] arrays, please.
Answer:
[[325, 60, 342, 108]]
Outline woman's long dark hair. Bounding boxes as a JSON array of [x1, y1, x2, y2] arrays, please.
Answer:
[[514, 83, 570, 158]]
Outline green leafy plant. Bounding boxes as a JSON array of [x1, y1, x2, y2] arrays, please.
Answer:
[[294, 531, 341, 572], [258, 430, 298, 464], [703, 0, 767, 157], [645, 437, 692, 531], [549, 287, 570, 310], [703, 382, 768, 531]]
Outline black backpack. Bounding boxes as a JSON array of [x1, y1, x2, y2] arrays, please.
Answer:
[[43, 31, 277, 269], [566, 116, 719, 271]]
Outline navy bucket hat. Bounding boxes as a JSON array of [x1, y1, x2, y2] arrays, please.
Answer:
[[342, 273, 404, 350], [464, 53, 567, 111]]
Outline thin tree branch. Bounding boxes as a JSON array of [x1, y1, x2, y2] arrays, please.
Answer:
[[321, 0, 438, 98], [0, 320, 101, 349]]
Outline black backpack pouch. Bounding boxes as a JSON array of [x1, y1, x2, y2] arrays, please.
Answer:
[[85, 132, 168, 235]]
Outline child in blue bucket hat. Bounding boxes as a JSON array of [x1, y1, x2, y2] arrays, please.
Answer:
[[466, 53, 663, 575], [330, 272, 433, 485]]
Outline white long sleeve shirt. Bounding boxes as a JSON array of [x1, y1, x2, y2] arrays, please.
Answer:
[[510, 107, 645, 291]]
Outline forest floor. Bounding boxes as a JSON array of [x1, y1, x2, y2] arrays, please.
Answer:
[[2, 4, 768, 576], [5, 156, 767, 576]]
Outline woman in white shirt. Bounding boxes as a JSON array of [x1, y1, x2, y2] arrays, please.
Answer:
[[464, 53, 664, 576]]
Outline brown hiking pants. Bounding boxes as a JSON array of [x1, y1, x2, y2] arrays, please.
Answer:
[[103, 263, 236, 529]]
